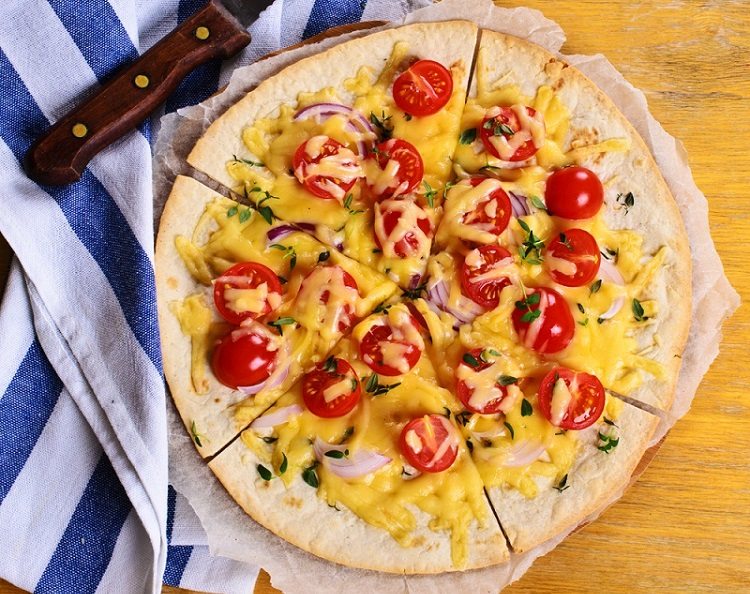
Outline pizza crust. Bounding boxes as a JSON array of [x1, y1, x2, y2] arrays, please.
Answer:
[[209, 434, 509, 574], [188, 20, 479, 191]]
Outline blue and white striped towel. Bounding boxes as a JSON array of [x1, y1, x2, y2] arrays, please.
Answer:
[[0, 1, 427, 592]]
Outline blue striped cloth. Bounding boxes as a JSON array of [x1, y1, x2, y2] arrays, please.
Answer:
[[0, 0, 427, 592]]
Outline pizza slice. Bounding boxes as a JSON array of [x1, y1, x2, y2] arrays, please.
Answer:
[[208, 302, 508, 572], [186, 21, 479, 289], [156, 175, 399, 456]]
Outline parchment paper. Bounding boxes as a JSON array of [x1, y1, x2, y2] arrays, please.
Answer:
[[155, 0, 740, 591]]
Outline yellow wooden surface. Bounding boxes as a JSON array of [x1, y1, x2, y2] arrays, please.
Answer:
[[2, 0, 749, 592]]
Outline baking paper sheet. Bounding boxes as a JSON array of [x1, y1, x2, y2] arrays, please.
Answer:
[[155, 0, 740, 590]]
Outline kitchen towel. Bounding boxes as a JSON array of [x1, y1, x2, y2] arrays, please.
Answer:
[[0, 1, 427, 593]]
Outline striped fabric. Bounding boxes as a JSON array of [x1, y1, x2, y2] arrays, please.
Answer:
[[0, 1, 427, 592]]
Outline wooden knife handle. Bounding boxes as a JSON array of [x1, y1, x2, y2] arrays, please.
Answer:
[[25, 0, 251, 185]]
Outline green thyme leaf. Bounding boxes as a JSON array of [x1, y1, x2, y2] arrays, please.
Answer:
[[369, 111, 393, 139], [504, 421, 515, 440], [261, 436, 278, 444], [494, 123, 515, 136], [498, 375, 518, 386], [597, 432, 620, 454], [632, 298, 647, 322], [462, 353, 480, 368], [554, 474, 570, 492], [521, 309, 541, 323], [269, 317, 296, 334], [590, 279, 602, 294], [459, 128, 477, 144], [521, 398, 533, 416], [302, 463, 319, 488], [257, 464, 273, 481], [226, 206, 238, 218], [279, 453, 288, 475], [442, 406, 452, 418], [318, 251, 330, 262], [232, 154, 264, 167], [616, 191, 635, 213], [577, 303, 585, 314], [323, 356, 338, 373], [365, 374, 379, 393], [190, 420, 203, 447], [325, 449, 348, 459], [530, 195, 547, 211], [422, 180, 437, 209]]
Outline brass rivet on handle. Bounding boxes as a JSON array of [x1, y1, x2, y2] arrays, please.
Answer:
[[133, 74, 150, 89], [195, 26, 210, 40], [71, 123, 88, 138]]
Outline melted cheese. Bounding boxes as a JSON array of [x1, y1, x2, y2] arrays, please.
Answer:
[[436, 178, 504, 246], [294, 265, 360, 343], [169, 294, 215, 395], [323, 377, 355, 403], [550, 378, 574, 426]]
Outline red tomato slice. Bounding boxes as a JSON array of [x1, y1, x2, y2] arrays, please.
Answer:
[[301, 266, 360, 333], [545, 228, 601, 287], [373, 199, 433, 258], [359, 316, 423, 376], [460, 245, 513, 309], [544, 166, 604, 219], [292, 136, 361, 201], [212, 327, 277, 389], [367, 139, 424, 199], [399, 414, 459, 473], [302, 358, 361, 418], [392, 59, 453, 117], [537, 367, 605, 430], [213, 262, 283, 324], [460, 177, 512, 237], [511, 287, 575, 354], [479, 106, 542, 162], [456, 348, 514, 414]]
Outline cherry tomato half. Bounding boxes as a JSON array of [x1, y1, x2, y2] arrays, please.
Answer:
[[456, 348, 514, 414], [460, 245, 513, 309], [213, 262, 283, 324], [545, 228, 601, 287], [293, 136, 361, 200], [302, 358, 361, 418], [479, 105, 543, 162], [537, 367, 605, 430], [366, 139, 424, 199], [212, 327, 277, 389], [460, 177, 512, 238], [299, 266, 360, 333], [399, 414, 459, 473], [544, 166, 604, 219], [359, 316, 423, 376], [374, 199, 433, 259], [392, 59, 453, 117], [511, 287, 575, 354]]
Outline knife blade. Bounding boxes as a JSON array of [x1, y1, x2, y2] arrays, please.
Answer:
[[25, 0, 255, 186]]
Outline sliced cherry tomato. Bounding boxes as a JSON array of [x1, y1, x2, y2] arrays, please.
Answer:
[[366, 139, 424, 199], [511, 287, 575, 354], [399, 414, 459, 473], [460, 245, 514, 310], [537, 367, 605, 430], [373, 199, 433, 259], [545, 228, 601, 287], [292, 136, 361, 201], [392, 59, 453, 117], [213, 262, 283, 324], [459, 177, 512, 237], [302, 358, 361, 418], [405, 301, 429, 332], [456, 348, 515, 414], [212, 327, 277, 389], [544, 166, 604, 219], [300, 266, 360, 333], [479, 105, 543, 162], [359, 316, 422, 376]]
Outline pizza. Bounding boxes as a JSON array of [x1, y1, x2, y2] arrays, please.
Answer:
[[155, 22, 691, 574]]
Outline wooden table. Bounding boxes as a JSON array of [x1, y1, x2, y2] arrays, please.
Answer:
[[2, 0, 749, 592]]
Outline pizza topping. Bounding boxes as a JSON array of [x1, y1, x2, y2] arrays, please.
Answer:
[[480, 105, 545, 162], [293, 136, 362, 202], [545, 166, 604, 219], [313, 437, 391, 479], [250, 404, 304, 429], [213, 262, 283, 324], [437, 178, 510, 245], [399, 414, 459, 473], [373, 198, 433, 260], [359, 308, 424, 376], [538, 367, 605, 430], [461, 245, 515, 310], [292, 103, 376, 155], [502, 440, 546, 468], [295, 266, 360, 338], [392, 59, 453, 117], [365, 139, 424, 199], [512, 287, 575, 354], [302, 358, 361, 418], [545, 229, 601, 287], [456, 349, 523, 414], [211, 322, 280, 390]]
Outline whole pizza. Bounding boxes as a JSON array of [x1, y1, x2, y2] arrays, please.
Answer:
[[155, 21, 691, 574]]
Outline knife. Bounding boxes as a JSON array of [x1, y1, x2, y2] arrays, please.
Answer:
[[25, 0, 262, 186]]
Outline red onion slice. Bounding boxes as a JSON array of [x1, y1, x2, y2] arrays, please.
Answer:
[[598, 258, 625, 285], [313, 437, 391, 479], [502, 440, 546, 468], [508, 191, 531, 218], [250, 404, 303, 429], [598, 296, 625, 321], [237, 363, 289, 395], [266, 224, 299, 244], [426, 279, 484, 328], [293, 103, 375, 155]]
